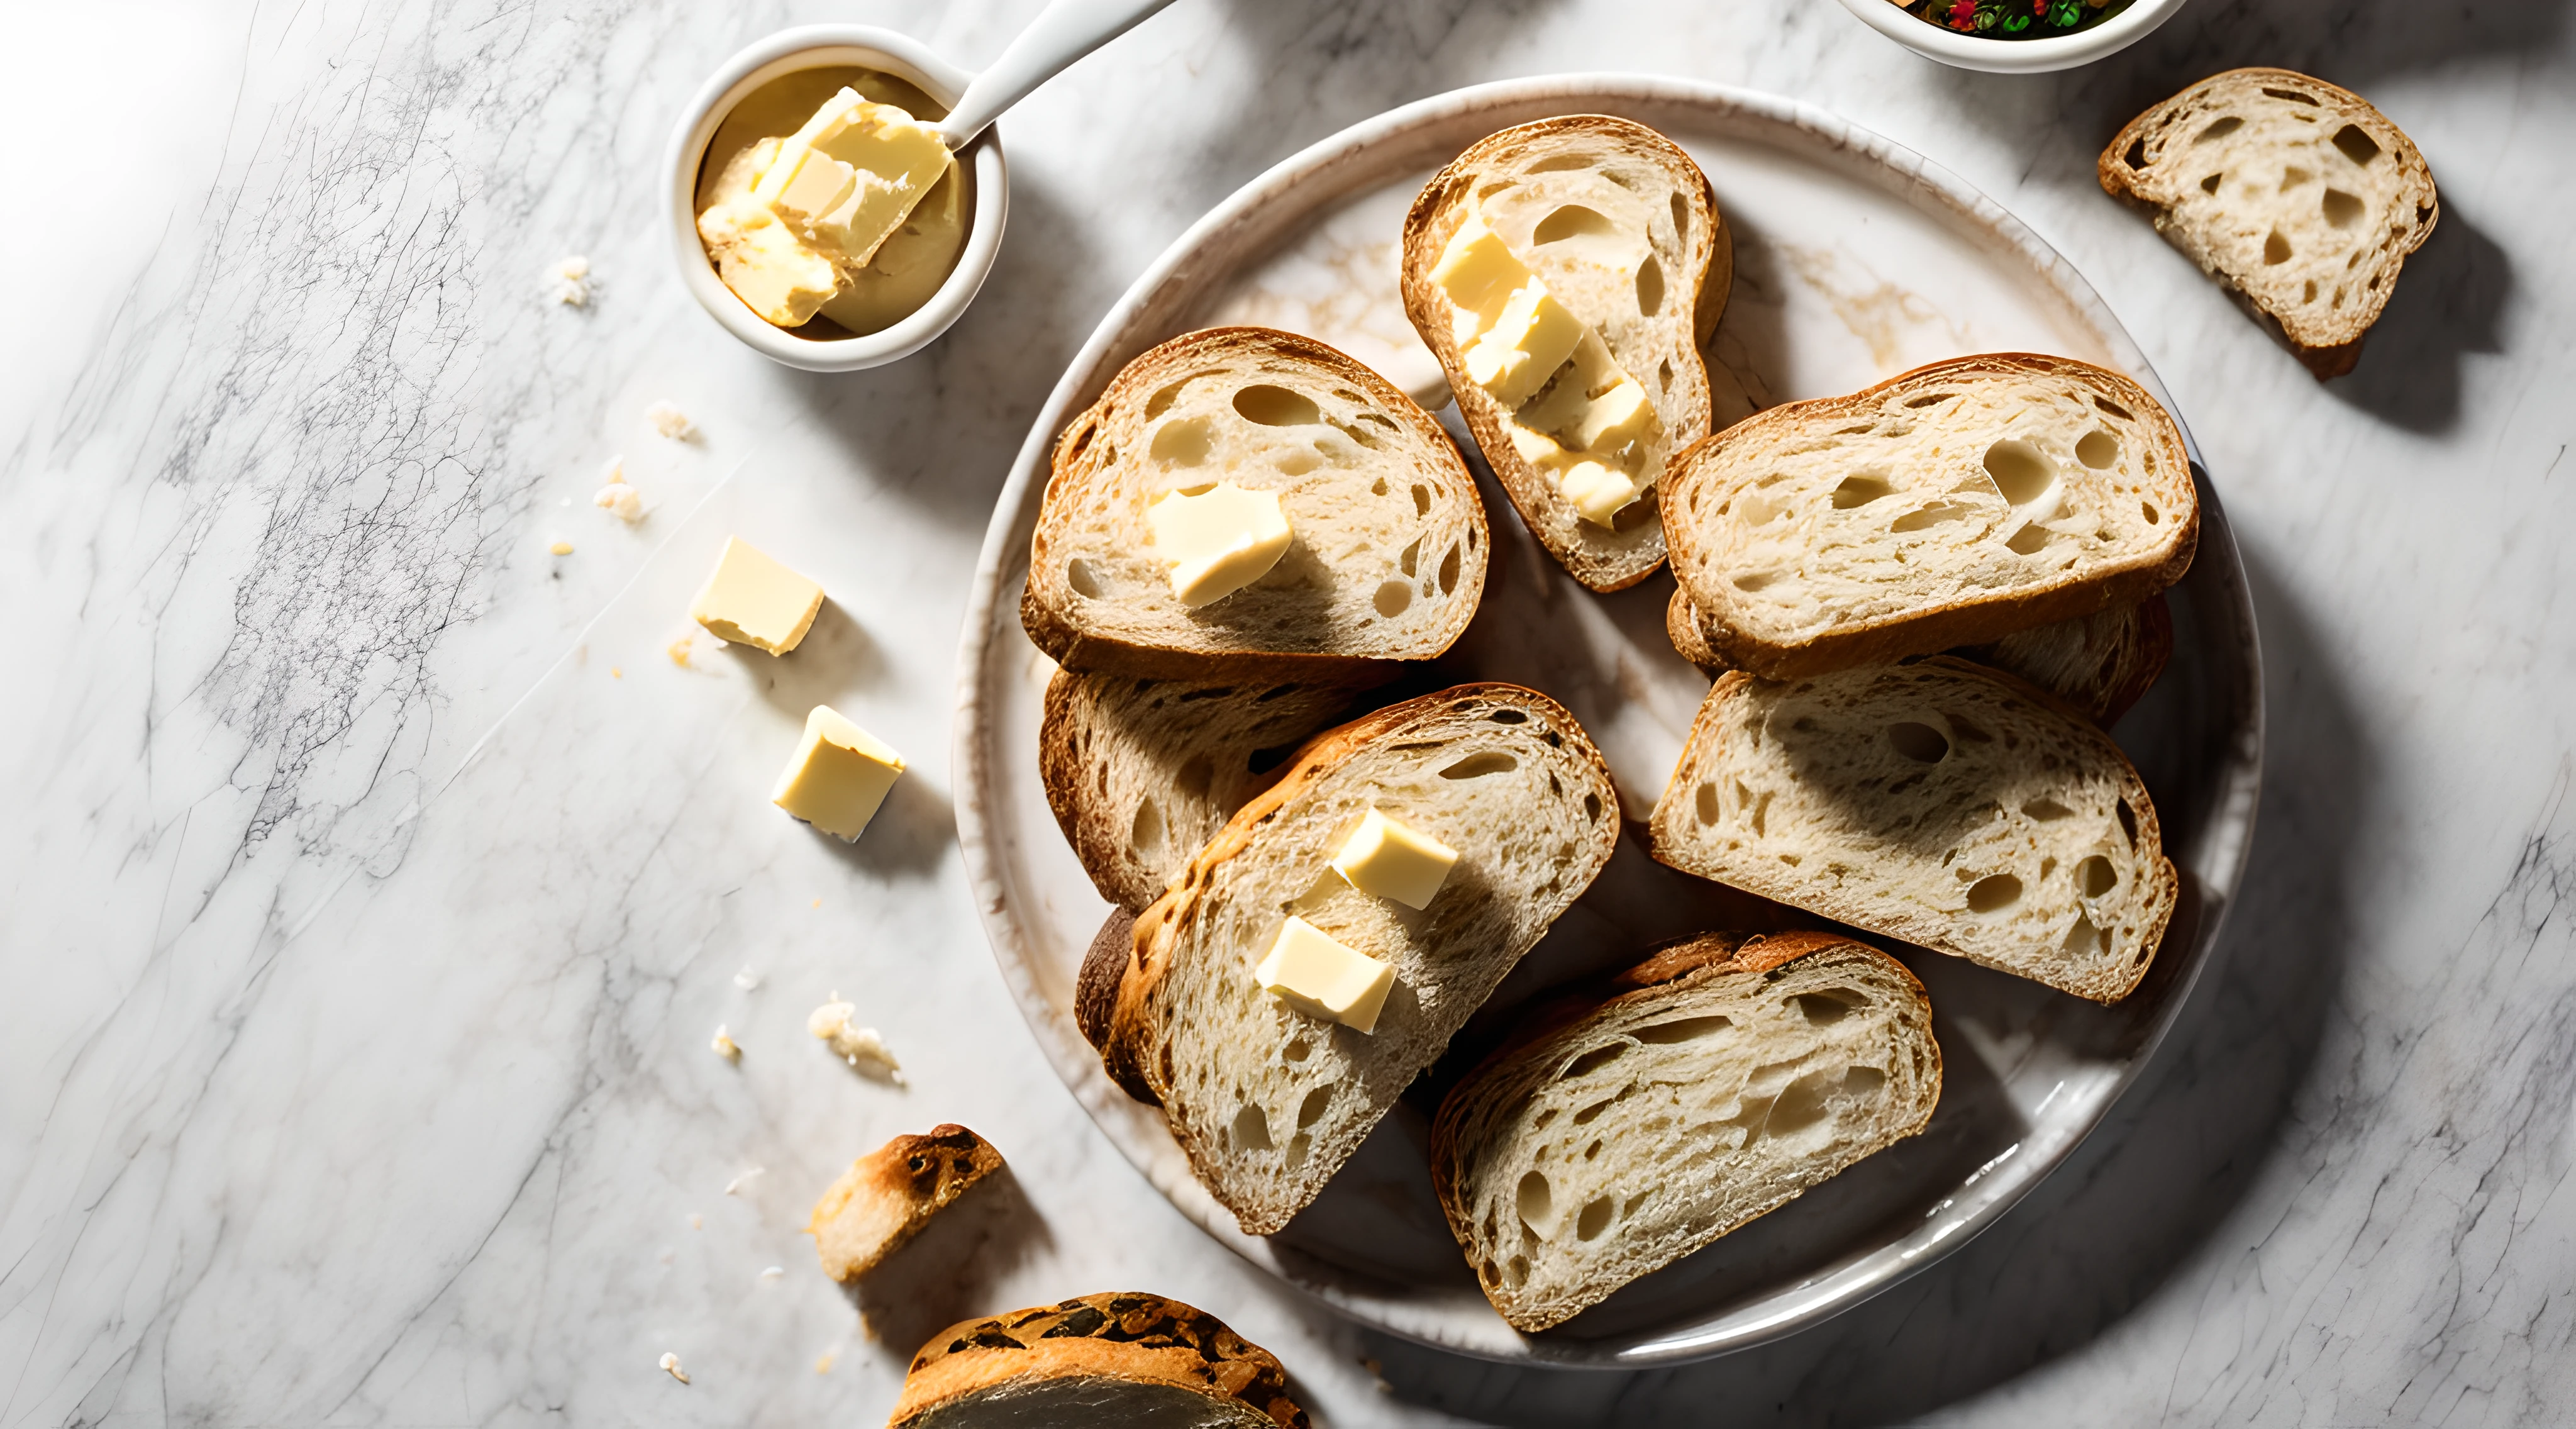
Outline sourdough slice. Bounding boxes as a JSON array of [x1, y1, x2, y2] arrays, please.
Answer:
[[2101, 69, 2438, 381], [1663, 353, 2197, 679], [1041, 669, 1364, 911], [892, 1292, 1308, 1428], [1104, 684, 1621, 1233], [1432, 931, 1940, 1332], [1401, 116, 1728, 592], [808, 1125, 1004, 1282], [1647, 658, 2176, 1003], [1022, 327, 1487, 678], [1667, 586, 2174, 726]]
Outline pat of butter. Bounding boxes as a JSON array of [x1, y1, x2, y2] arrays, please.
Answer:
[[1146, 481, 1292, 608], [1330, 809, 1458, 910], [752, 89, 952, 272], [773, 706, 904, 841], [1560, 462, 1641, 526], [1430, 215, 1532, 345], [1255, 917, 1396, 1034], [697, 138, 842, 328], [691, 537, 824, 654]]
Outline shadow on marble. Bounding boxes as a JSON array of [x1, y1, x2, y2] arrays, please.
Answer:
[[818, 769, 957, 881], [1352, 542, 2365, 1424], [787, 178, 1109, 536], [723, 599, 888, 709], [2324, 208, 2511, 435], [849, 1160, 1056, 1362]]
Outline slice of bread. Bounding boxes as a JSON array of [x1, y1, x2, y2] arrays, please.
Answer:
[[1101, 684, 1621, 1234], [1666, 586, 2173, 726], [892, 1292, 1308, 1428], [1040, 669, 1365, 911], [1648, 658, 2175, 1003], [1663, 353, 2197, 679], [1432, 931, 1940, 1332], [2101, 68, 2438, 381], [808, 1125, 1004, 1282], [1021, 327, 1487, 678], [1401, 116, 1727, 593]]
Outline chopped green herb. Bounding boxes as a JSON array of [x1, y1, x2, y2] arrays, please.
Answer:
[[1901, 0, 2131, 40]]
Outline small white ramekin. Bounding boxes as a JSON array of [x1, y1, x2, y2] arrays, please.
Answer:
[[1835, 0, 2190, 73], [662, 25, 1009, 372]]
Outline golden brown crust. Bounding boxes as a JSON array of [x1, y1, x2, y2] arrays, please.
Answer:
[[893, 1292, 1309, 1428], [2099, 68, 2438, 381], [1400, 115, 1726, 593], [809, 1125, 1005, 1282], [1077, 906, 1139, 1063], [1665, 353, 2199, 680], [1021, 326, 1485, 678]]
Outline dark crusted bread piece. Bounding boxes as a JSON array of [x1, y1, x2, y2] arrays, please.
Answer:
[[1401, 116, 1727, 592], [1647, 658, 2176, 1003], [1667, 586, 2174, 726], [1040, 669, 1363, 912], [2101, 68, 2438, 381], [891, 1292, 1307, 1428], [1021, 326, 1487, 679], [1663, 353, 2197, 680], [1103, 684, 1621, 1233], [809, 1125, 1004, 1282], [1432, 931, 1940, 1331]]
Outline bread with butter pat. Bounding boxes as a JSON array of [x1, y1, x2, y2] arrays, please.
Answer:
[[1401, 116, 1728, 592], [1092, 684, 1620, 1234], [1021, 327, 1487, 679]]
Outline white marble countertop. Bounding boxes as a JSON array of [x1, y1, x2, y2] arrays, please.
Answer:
[[4, 1, 2571, 1425]]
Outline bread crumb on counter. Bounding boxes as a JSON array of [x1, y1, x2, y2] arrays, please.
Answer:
[[547, 255, 591, 306], [808, 996, 902, 1082], [724, 1166, 765, 1196], [658, 1351, 689, 1384], [733, 965, 763, 991], [592, 457, 643, 522], [647, 401, 697, 440], [548, 539, 574, 556], [709, 1024, 739, 1061]]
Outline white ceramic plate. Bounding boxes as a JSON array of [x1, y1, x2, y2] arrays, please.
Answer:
[[953, 75, 2262, 1367]]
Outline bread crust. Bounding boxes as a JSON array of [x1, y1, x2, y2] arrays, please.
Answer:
[[1664, 353, 2198, 680], [809, 1125, 1005, 1282], [1021, 326, 1486, 678], [1104, 683, 1623, 1231], [2100, 68, 2438, 381], [892, 1291, 1308, 1428], [1401, 116, 1728, 593]]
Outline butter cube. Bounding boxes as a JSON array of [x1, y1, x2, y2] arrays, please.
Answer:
[[697, 192, 842, 328], [1430, 214, 1531, 342], [1562, 462, 1641, 528], [1330, 808, 1459, 910], [1465, 282, 1585, 409], [691, 537, 825, 654], [1146, 481, 1292, 608], [1255, 917, 1396, 1033], [754, 89, 953, 271], [1575, 375, 1658, 456], [772, 706, 904, 841]]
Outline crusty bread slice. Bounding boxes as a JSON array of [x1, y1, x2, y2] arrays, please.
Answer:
[[1040, 669, 1365, 912], [1663, 353, 2197, 680], [2101, 68, 2438, 381], [1102, 684, 1621, 1234], [1666, 586, 2174, 726], [808, 1125, 1004, 1282], [1021, 327, 1487, 678], [1648, 658, 2175, 1003], [892, 1292, 1307, 1428], [1401, 116, 1727, 593], [1431, 931, 1940, 1332]]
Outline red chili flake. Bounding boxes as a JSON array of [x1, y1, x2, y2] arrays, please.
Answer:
[[1948, 0, 1977, 28]]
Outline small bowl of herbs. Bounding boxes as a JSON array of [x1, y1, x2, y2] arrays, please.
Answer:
[[1836, 0, 2187, 72]]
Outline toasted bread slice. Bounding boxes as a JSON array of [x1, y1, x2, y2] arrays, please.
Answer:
[[2101, 68, 2438, 381], [1647, 658, 2175, 1003], [1432, 931, 1940, 1331], [808, 1125, 1004, 1283], [1102, 684, 1621, 1234], [1022, 327, 1488, 678], [1040, 669, 1364, 912], [1663, 353, 2196, 679], [1401, 116, 1727, 592], [893, 1292, 1308, 1428], [1666, 586, 2174, 726]]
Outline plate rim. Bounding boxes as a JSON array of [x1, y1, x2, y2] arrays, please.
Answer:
[[952, 72, 2265, 1367]]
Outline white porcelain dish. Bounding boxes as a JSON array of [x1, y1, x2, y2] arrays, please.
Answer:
[[1835, 0, 2191, 73], [953, 75, 2262, 1367], [661, 26, 1008, 373]]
